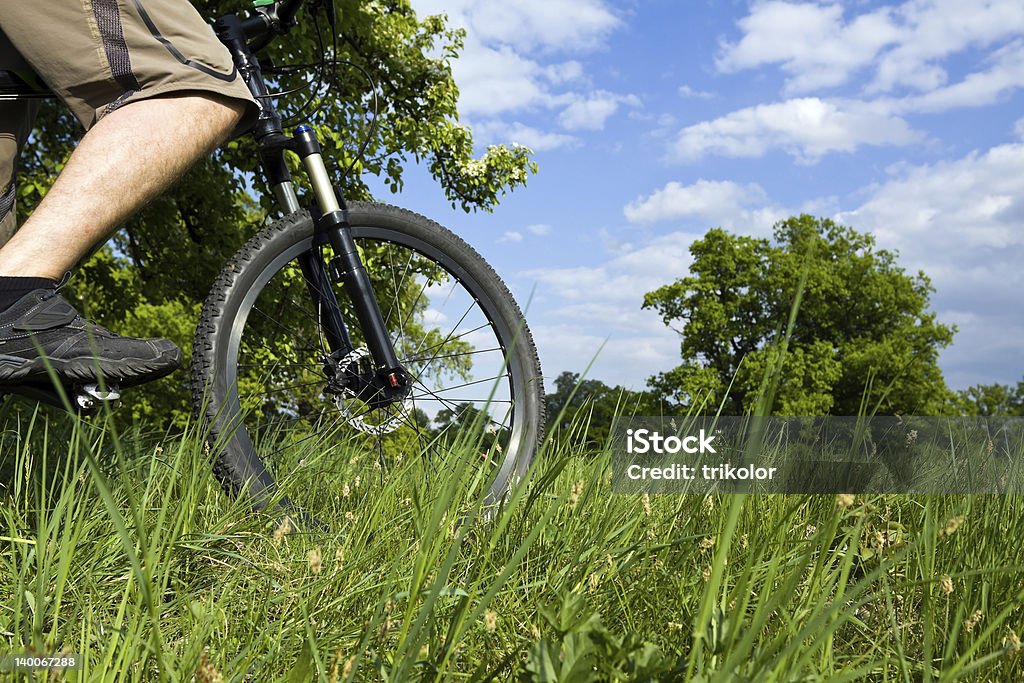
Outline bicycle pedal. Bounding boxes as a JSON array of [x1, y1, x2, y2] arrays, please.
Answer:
[[74, 383, 122, 413]]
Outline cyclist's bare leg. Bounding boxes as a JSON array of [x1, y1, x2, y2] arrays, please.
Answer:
[[0, 92, 246, 280]]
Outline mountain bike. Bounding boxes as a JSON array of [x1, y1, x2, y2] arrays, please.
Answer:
[[0, 0, 545, 513]]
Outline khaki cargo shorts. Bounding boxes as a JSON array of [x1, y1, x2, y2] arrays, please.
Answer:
[[0, 0, 259, 242]]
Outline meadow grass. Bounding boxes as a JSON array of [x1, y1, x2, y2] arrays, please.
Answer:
[[1, 397, 1024, 682]]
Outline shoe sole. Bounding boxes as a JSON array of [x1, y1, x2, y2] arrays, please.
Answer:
[[0, 349, 182, 388]]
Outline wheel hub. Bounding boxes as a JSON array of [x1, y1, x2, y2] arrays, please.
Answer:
[[329, 346, 411, 435]]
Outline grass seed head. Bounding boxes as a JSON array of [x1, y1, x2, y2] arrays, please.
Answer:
[[329, 653, 340, 683], [965, 609, 983, 633], [836, 493, 855, 509], [940, 516, 964, 538], [699, 536, 716, 551], [273, 517, 292, 545], [569, 480, 585, 507], [197, 652, 224, 683], [1007, 629, 1021, 653], [484, 609, 497, 633], [642, 493, 652, 516], [308, 546, 323, 574], [940, 575, 954, 595]]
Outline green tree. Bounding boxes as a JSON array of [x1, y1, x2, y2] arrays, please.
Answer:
[[643, 215, 956, 416], [956, 380, 1024, 416], [15, 0, 535, 425], [545, 371, 665, 449]]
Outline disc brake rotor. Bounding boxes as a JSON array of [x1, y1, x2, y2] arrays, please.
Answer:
[[333, 347, 410, 435]]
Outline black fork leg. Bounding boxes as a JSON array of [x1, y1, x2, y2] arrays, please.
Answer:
[[295, 249, 353, 355], [291, 126, 406, 381]]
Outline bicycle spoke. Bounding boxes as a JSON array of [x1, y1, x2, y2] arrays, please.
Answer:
[[412, 374, 509, 395], [402, 347, 502, 365], [402, 323, 492, 364]]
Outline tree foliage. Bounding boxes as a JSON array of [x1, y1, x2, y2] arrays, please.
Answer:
[[643, 215, 956, 416], [14, 0, 536, 425], [956, 380, 1024, 416], [545, 372, 666, 449]]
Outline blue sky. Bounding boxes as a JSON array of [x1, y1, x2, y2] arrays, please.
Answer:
[[372, 0, 1024, 394]]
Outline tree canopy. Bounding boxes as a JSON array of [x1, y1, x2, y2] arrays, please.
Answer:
[[545, 371, 665, 449], [956, 380, 1024, 416], [15, 0, 536, 425], [643, 215, 956, 416]]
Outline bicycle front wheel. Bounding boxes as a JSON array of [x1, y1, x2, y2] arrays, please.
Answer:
[[191, 202, 545, 511]]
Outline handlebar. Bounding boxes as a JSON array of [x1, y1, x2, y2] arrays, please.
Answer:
[[239, 0, 307, 44], [214, 0, 333, 142]]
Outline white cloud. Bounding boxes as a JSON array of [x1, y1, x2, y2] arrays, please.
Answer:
[[839, 143, 1024, 253], [837, 142, 1024, 386], [685, 16, 1024, 164], [497, 224, 551, 243], [900, 39, 1024, 112], [717, 2, 901, 93], [558, 91, 641, 131], [526, 232, 696, 314], [672, 98, 922, 163], [529, 323, 680, 391], [470, 121, 579, 152], [679, 85, 714, 99], [624, 179, 784, 231], [543, 61, 585, 85], [412, 0, 618, 117], [411, 0, 630, 149], [448, 41, 553, 117], [523, 232, 698, 388], [717, 0, 1024, 95], [418, 0, 619, 52], [870, 0, 1024, 93]]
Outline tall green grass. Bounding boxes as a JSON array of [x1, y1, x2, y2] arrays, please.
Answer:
[[2, 397, 1024, 681]]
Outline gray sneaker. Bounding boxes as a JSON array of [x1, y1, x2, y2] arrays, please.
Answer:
[[0, 289, 181, 386]]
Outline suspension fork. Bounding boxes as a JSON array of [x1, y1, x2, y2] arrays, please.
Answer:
[[215, 11, 406, 383], [262, 148, 353, 358], [260, 127, 408, 388]]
